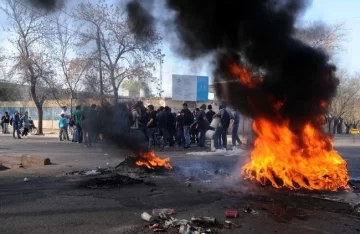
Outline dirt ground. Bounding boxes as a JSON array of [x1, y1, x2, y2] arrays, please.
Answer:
[[0, 134, 359, 234]]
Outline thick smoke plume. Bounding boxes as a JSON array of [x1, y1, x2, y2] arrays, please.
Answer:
[[25, 0, 64, 11], [127, 0, 339, 135], [126, 1, 156, 42]]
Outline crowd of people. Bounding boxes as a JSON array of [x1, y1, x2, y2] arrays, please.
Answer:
[[1, 101, 243, 150], [1, 111, 36, 139], [129, 101, 242, 150]]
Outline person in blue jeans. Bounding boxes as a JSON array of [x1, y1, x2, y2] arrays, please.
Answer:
[[146, 105, 157, 149], [20, 111, 30, 138], [59, 113, 69, 141], [193, 104, 208, 148], [11, 111, 21, 139], [232, 111, 242, 147], [181, 103, 193, 149]]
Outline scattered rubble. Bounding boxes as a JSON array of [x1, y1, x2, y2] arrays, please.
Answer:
[[224, 220, 240, 229], [225, 210, 239, 218], [152, 208, 176, 216], [67, 168, 113, 176], [141, 212, 154, 222], [141, 210, 241, 233], [243, 205, 259, 215]]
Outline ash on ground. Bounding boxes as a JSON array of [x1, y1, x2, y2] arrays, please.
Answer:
[[78, 174, 144, 189]]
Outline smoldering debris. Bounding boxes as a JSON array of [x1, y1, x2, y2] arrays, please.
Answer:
[[79, 174, 143, 189]]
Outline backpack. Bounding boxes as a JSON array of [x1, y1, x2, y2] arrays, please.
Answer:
[[10, 116, 13, 126], [221, 110, 231, 129]]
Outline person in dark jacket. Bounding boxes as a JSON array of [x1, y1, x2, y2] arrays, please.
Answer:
[[232, 111, 242, 147], [206, 105, 216, 126], [176, 112, 184, 146], [195, 104, 208, 148], [1, 111, 10, 134], [190, 108, 200, 144], [135, 101, 149, 140], [11, 111, 22, 139], [181, 103, 193, 148], [157, 106, 167, 145], [146, 105, 157, 148], [164, 106, 174, 147]]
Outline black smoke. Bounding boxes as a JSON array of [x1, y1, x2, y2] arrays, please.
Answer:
[[126, 1, 156, 42], [126, 0, 338, 134], [24, 0, 65, 11]]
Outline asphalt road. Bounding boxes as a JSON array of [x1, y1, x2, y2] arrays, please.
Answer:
[[0, 134, 359, 234]]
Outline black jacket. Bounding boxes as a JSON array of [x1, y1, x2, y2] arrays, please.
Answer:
[[182, 108, 193, 126]]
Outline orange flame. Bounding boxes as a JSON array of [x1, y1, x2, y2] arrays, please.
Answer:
[[135, 151, 173, 169], [230, 64, 349, 191]]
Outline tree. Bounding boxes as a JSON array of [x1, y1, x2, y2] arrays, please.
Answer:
[[295, 21, 346, 58], [342, 74, 360, 133], [1, 0, 55, 134], [328, 73, 360, 134], [296, 21, 348, 134], [53, 12, 89, 113], [73, 0, 162, 105]]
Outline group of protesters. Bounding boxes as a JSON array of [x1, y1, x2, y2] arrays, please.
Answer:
[[131, 101, 242, 150], [1, 111, 35, 139], [1, 101, 242, 150]]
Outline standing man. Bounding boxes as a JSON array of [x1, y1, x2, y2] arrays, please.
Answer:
[[164, 106, 175, 147], [21, 111, 30, 138], [73, 105, 83, 143], [82, 104, 97, 146], [58, 113, 69, 141], [214, 104, 233, 149], [176, 112, 184, 146], [157, 107, 167, 146], [135, 101, 149, 140], [1, 112, 10, 134], [196, 104, 208, 148], [146, 105, 157, 149], [232, 111, 242, 147], [206, 105, 216, 126], [11, 111, 21, 139], [181, 103, 193, 149], [60, 106, 70, 140], [130, 104, 140, 130]]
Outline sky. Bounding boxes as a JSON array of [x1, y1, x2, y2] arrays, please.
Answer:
[[0, 0, 359, 97]]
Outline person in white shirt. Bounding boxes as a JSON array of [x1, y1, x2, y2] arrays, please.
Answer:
[[60, 106, 70, 123]]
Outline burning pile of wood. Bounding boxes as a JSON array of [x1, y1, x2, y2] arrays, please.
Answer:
[[115, 150, 172, 174]]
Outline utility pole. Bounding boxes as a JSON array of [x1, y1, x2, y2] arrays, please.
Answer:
[[97, 27, 104, 106]]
